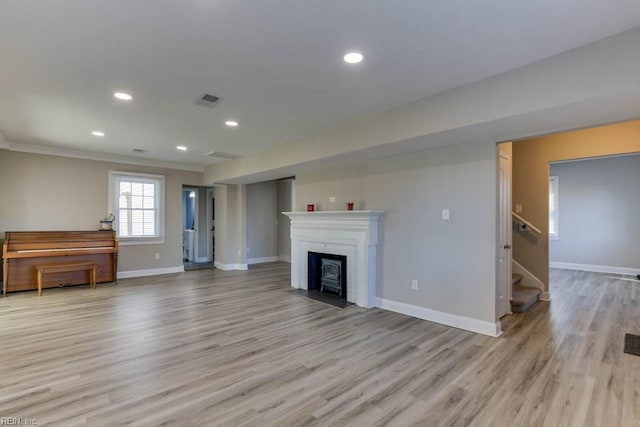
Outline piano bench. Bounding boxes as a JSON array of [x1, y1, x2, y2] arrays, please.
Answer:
[[36, 262, 98, 296]]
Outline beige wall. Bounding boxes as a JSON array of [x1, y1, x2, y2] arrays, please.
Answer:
[[513, 120, 640, 288], [0, 150, 203, 272], [295, 140, 498, 323]]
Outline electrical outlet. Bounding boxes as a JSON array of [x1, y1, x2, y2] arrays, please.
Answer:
[[515, 204, 523, 213], [154, 253, 160, 260], [329, 196, 336, 203], [442, 209, 450, 220], [412, 279, 418, 290]]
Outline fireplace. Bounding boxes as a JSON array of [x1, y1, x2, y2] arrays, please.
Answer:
[[283, 210, 383, 308], [308, 252, 347, 299]]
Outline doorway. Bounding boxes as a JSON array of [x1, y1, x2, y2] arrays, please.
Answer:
[[182, 186, 214, 271]]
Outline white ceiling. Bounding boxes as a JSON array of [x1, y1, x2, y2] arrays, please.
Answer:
[[1, 1, 640, 169]]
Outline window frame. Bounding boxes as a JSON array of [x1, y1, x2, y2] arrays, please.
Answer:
[[108, 171, 165, 245], [549, 175, 559, 240]]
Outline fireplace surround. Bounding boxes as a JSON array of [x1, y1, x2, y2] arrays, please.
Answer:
[[283, 210, 383, 308]]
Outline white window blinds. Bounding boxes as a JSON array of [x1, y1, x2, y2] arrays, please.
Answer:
[[109, 171, 165, 244], [549, 176, 559, 240]]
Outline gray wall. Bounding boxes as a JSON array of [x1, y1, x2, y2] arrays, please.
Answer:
[[277, 179, 293, 261], [197, 187, 208, 258], [295, 140, 498, 323], [296, 163, 367, 211], [246, 181, 278, 260], [549, 154, 640, 269], [0, 150, 203, 272], [214, 185, 228, 265], [214, 184, 246, 266]]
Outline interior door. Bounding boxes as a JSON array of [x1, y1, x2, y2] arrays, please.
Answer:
[[498, 152, 512, 318]]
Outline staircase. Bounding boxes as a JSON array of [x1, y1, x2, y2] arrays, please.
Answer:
[[511, 273, 541, 313]]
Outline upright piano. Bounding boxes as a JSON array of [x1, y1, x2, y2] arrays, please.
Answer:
[[2, 230, 118, 295]]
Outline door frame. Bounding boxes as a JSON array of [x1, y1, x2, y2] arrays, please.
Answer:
[[206, 187, 215, 262], [183, 187, 199, 262], [497, 150, 513, 318]]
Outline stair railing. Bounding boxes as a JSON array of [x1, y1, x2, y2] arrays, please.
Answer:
[[512, 212, 543, 235]]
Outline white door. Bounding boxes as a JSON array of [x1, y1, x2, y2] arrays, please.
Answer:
[[498, 152, 512, 318]]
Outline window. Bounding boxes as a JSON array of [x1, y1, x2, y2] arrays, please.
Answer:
[[549, 176, 559, 240], [109, 171, 165, 244]]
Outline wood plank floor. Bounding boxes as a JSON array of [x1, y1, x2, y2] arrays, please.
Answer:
[[1, 264, 639, 426]]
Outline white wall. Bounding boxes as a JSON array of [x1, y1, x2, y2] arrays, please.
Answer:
[[246, 181, 278, 261], [295, 140, 498, 324], [549, 154, 640, 271]]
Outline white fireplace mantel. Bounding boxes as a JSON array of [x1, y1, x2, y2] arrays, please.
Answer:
[[283, 210, 383, 308]]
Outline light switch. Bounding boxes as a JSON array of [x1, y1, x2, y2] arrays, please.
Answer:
[[442, 209, 450, 220], [329, 196, 336, 203], [515, 204, 522, 213]]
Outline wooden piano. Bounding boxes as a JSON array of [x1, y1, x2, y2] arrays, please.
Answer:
[[2, 230, 118, 295]]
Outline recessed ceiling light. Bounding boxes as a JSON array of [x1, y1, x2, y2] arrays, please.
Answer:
[[225, 120, 239, 127], [91, 131, 105, 137], [176, 145, 187, 151], [343, 51, 364, 64], [113, 92, 133, 101]]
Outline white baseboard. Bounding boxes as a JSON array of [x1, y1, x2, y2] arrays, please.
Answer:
[[279, 255, 291, 263], [118, 266, 185, 279], [195, 256, 211, 263], [376, 297, 502, 337], [247, 256, 280, 265], [214, 261, 248, 271], [550, 261, 639, 276]]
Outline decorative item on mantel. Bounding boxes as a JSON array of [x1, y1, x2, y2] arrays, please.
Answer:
[[99, 213, 115, 230], [307, 204, 315, 212], [346, 202, 354, 211]]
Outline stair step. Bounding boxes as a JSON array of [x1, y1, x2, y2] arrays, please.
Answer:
[[512, 273, 523, 286], [511, 285, 541, 313]]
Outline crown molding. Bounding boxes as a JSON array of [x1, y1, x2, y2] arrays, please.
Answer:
[[3, 141, 205, 172]]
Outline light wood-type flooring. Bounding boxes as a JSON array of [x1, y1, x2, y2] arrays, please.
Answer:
[[1, 263, 639, 426]]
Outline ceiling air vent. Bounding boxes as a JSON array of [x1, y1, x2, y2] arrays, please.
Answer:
[[132, 148, 146, 154], [206, 150, 242, 160], [196, 93, 222, 108]]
